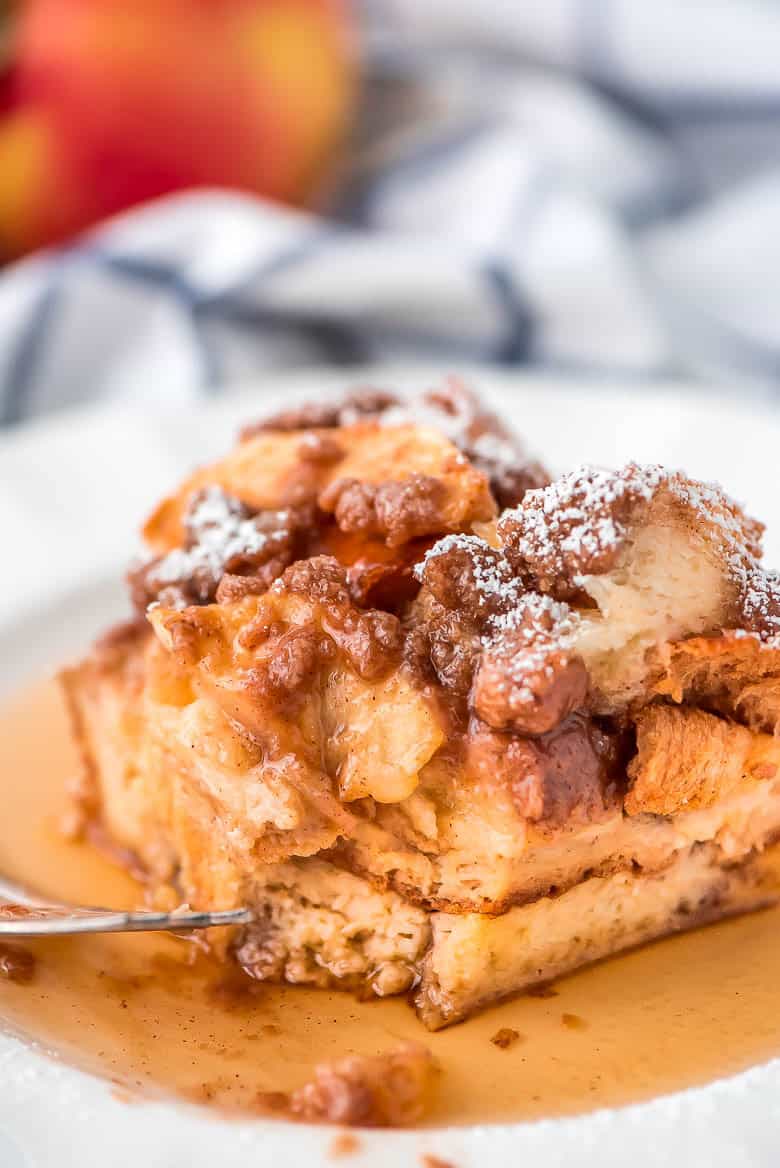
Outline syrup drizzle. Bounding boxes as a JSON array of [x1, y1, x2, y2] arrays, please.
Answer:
[[1, 681, 780, 1127]]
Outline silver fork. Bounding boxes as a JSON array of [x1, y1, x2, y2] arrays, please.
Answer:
[[0, 873, 252, 937]]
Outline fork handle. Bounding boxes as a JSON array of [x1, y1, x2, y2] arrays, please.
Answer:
[[0, 874, 252, 936]]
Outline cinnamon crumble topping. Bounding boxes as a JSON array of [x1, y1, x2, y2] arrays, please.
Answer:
[[319, 474, 448, 547], [416, 533, 521, 616], [474, 596, 586, 735], [281, 553, 351, 605], [260, 1043, 436, 1127], [414, 377, 549, 508], [412, 532, 586, 736], [0, 942, 36, 984], [407, 534, 522, 701], [490, 1027, 521, 1049], [380, 377, 549, 508], [128, 487, 310, 612], [466, 713, 622, 826], [274, 556, 402, 681], [239, 388, 400, 439]]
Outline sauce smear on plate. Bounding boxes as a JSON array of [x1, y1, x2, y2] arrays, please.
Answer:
[[1, 680, 780, 1126]]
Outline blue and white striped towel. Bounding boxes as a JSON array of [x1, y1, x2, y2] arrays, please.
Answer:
[[3, 0, 780, 425]]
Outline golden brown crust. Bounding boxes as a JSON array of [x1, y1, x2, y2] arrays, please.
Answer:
[[59, 618, 151, 831], [626, 706, 753, 816], [650, 632, 780, 734]]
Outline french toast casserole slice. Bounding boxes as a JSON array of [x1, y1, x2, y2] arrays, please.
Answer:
[[62, 381, 780, 1029]]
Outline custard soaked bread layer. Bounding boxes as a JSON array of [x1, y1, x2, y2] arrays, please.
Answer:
[[63, 379, 780, 1027]]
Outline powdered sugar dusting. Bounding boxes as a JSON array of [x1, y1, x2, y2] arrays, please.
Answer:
[[496, 459, 780, 647], [418, 529, 581, 712], [489, 591, 575, 638], [481, 592, 580, 709], [416, 533, 522, 609], [501, 463, 667, 581], [418, 455, 780, 719], [153, 487, 276, 587], [670, 476, 761, 558], [665, 475, 780, 639], [741, 566, 780, 641], [470, 431, 520, 467]]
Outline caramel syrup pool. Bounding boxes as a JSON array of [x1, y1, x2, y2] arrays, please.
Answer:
[[1, 680, 780, 1126]]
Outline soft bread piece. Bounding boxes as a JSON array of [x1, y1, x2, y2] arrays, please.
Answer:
[[61, 636, 780, 1023], [60, 621, 179, 882], [338, 776, 780, 912], [147, 582, 445, 811], [69, 640, 779, 1029], [575, 520, 730, 709], [497, 464, 775, 711], [416, 840, 780, 1029], [236, 859, 431, 997], [64, 620, 351, 879]]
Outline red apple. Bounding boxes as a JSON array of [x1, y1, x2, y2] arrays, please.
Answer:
[[0, 0, 354, 257]]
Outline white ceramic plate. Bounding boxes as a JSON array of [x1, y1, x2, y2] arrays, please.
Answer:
[[1, 365, 780, 1168]]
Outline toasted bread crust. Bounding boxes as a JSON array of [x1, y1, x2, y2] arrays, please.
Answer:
[[651, 632, 780, 733], [626, 706, 754, 816]]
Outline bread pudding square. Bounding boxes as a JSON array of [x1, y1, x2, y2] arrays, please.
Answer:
[[63, 380, 780, 1028]]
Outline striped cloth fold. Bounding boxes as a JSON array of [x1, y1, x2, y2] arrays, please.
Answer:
[[3, 0, 780, 424]]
